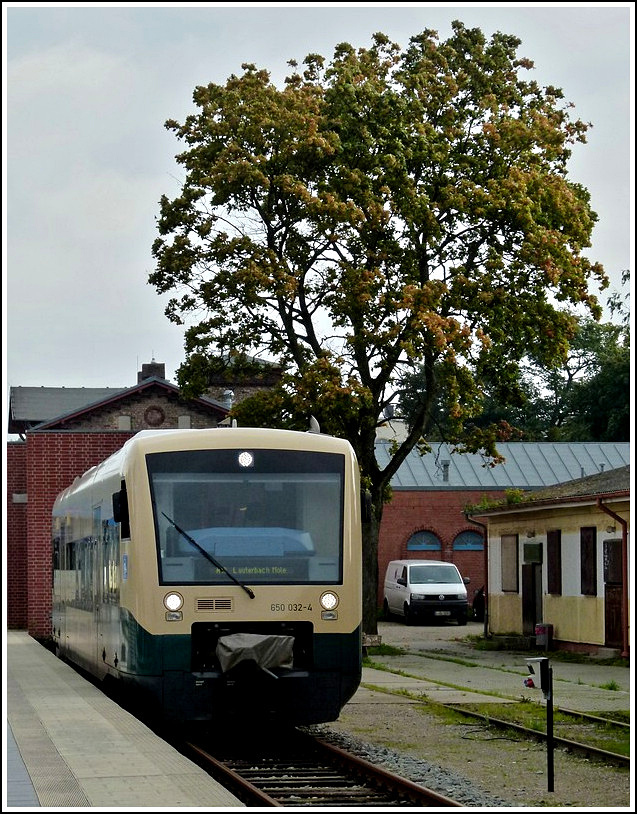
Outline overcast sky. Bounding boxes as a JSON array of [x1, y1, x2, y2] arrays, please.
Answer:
[[3, 2, 634, 399]]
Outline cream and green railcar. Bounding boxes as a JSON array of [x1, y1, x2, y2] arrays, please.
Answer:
[[52, 427, 363, 726]]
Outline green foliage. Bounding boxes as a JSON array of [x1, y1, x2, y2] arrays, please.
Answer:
[[150, 23, 607, 633], [400, 298, 630, 443], [364, 644, 405, 659], [464, 493, 499, 513], [504, 489, 525, 505]]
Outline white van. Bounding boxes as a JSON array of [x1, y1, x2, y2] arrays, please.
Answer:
[[383, 559, 469, 625]]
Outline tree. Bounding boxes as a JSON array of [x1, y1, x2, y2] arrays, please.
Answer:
[[401, 303, 630, 443], [527, 314, 629, 440], [149, 23, 608, 634], [564, 270, 630, 441]]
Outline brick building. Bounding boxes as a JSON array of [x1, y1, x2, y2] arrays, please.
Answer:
[[374, 438, 631, 610], [6, 366, 630, 637], [6, 441, 28, 628], [7, 363, 229, 635]]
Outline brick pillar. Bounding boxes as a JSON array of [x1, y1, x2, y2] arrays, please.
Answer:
[[7, 442, 28, 628], [25, 432, 132, 638]]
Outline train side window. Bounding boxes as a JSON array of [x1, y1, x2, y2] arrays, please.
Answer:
[[112, 481, 130, 538]]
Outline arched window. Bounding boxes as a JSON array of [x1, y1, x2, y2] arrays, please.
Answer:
[[453, 530, 484, 550], [407, 531, 441, 551]]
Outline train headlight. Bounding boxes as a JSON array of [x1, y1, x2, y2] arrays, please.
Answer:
[[320, 591, 339, 611], [164, 592, 184, 611], [238, 451, 254, 468]]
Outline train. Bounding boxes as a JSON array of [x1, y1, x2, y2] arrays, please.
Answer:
[[52, 425, 363, 727]]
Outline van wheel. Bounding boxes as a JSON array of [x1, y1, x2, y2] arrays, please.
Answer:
[[457, 615, 467, 626], [382, 599, 391, 620], [404, 603, 414, 625]]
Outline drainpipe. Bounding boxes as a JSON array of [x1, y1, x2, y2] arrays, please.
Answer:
[[597, 500, 629, 659], [464, 512, 490, 639]]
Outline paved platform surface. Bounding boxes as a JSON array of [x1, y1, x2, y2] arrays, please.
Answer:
[[5, 624, 631, 808], [4, 631, 245, 809], [355, 620, 632, 712]]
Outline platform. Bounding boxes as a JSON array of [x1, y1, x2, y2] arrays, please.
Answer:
[[4, 630, 244, 808]]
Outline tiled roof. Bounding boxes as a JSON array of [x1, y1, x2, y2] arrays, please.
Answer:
[[8, 380, 227, 433], [468, 464, 630, 516], [10, 386, 126, 423], [515, 463, 630, 502], [377, 441, 631, 490]]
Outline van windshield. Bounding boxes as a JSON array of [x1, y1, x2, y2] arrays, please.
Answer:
[[409, 565, 462, 585]]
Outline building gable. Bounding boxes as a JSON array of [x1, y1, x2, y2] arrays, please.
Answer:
[[17, 378, 228, 434]]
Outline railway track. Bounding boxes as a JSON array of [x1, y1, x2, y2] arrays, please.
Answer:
[[444, 704, 630, 767], [184, 728, 463, 806]]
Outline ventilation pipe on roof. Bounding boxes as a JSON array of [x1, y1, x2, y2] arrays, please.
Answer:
[[223, 389, 234, 410]]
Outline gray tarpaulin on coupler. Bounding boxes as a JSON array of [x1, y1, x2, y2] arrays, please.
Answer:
[[216, 633, 294, 678]]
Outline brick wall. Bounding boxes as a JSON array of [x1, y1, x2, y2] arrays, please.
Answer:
[[25, 432, 133, 637], [377, 489, 505, 607], [7, 442, 28, 628], [52, 393, 222, 431], [12, 417, 505, 633]]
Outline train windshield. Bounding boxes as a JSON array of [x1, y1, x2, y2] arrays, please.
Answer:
[[147, 447, 345, 585]]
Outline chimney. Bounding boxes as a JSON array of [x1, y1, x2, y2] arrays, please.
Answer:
[[138, 358, 166, 382]]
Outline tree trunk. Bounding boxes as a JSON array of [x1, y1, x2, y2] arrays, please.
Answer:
[[361, 504, 382, 635]]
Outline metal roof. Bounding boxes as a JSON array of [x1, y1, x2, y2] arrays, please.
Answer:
[[10, 386, 126, 423], [377, 441, 631, 490]]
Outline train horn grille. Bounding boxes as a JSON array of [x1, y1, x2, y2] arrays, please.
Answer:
[[196, 598, 233, 612]]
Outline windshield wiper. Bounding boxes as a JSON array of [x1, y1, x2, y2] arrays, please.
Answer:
[[161, 512, 255, 599]]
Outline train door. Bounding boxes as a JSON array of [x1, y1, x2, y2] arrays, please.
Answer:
[[92, 506, 103, 670], [603, 538, 623, 648], [51, 519, 65, 652], [96, 510, 121, 675]]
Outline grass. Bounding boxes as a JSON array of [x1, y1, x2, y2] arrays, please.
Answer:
[[364, 643, 405, 657], [466, 634, 629, 668], [455, 700, 631, 757], [361, 683, 631, 758]]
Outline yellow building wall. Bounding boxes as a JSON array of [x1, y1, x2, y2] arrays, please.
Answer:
[[488, 593, 521, 634], [485, 498, 629, 647], [541, 595, 605, 645], [488, 594, 605, 644]]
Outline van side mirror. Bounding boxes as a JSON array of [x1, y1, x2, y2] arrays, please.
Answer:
[[463, 576, 470, 584], [397, 577, 406, 586]]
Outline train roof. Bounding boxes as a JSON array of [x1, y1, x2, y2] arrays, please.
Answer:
[[57, 426, 356, 495], [119, 426, 354, 454]]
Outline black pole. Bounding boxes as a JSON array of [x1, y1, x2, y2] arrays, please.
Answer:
[[547, 665, 554, 792]]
